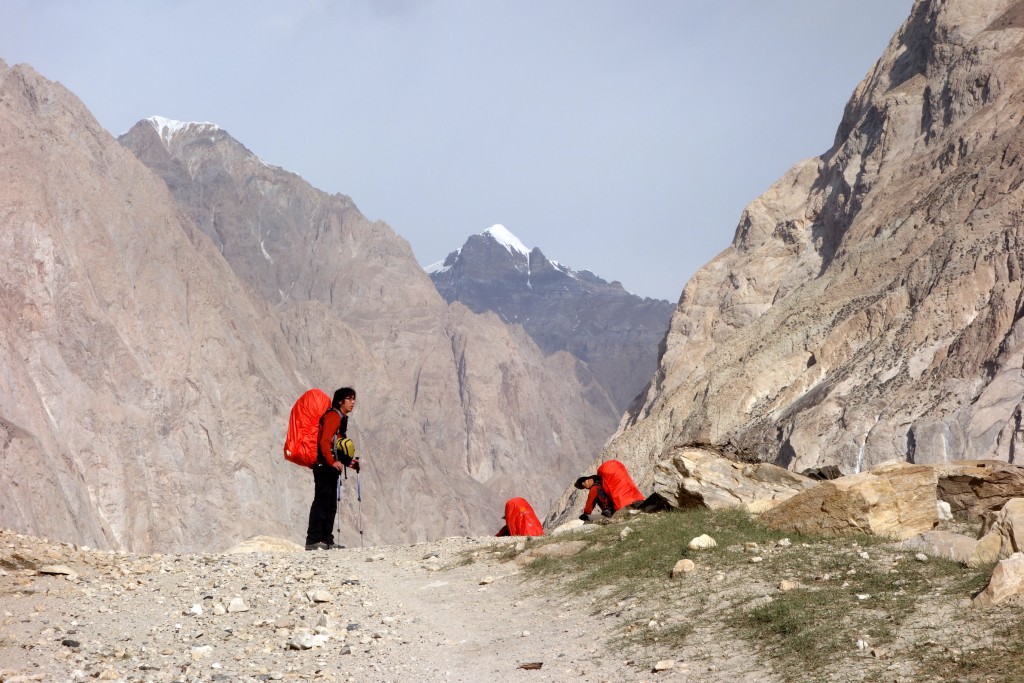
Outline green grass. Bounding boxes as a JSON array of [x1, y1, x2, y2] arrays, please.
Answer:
[[522, 508, 814, 591]]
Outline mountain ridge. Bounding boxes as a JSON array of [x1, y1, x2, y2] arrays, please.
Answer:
[[428, 224, 674, 412]]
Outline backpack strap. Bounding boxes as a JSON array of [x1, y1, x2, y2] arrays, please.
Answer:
[[317, 408, 344, 465]]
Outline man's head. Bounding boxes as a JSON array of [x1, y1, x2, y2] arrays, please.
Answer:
[[333, 387, 357, 415], [574, 475, 597, 490]]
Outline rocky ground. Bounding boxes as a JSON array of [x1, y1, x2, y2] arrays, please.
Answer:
[[2, 517, 1021, 683], [0, 527, 764, 683]]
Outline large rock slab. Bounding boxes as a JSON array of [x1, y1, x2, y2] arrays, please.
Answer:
[[898, 530, 997, 567], [651, 448, 818, 512], [974, 552, 1024, 607], [759, 461, 938, 540], [935, 461, 1024, 521]]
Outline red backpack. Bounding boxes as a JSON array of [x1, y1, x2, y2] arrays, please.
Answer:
[[597, 460, 645, 510], [504, 497, 544, 536], [283, 389, 332, 468]]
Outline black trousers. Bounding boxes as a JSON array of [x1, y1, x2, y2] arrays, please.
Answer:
[[305, 463, 341, 546]]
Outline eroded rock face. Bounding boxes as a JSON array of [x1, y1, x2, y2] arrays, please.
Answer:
[[118, 118, 621, 548], [979, 497, 1024, 559], [935, 460, 1024, 520], [0, 62, 617, 552], [758, 462, 939, 540], [651, 448, 817, 512], [550, 0, 1024, 511]]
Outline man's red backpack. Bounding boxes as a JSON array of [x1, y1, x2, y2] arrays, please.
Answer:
[[283, 389, 331, 468]]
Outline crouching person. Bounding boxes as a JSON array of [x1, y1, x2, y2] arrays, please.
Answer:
[[496, 497, 544, 537], [575, 459, 644, 521]]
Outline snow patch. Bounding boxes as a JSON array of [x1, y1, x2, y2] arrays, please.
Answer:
[[147, 115, 220, 147], [551, 260, 581, 281], [425, 248, 460, 274]]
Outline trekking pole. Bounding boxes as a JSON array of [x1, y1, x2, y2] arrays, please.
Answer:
[[357, 471, 364, 548], [336, 474, 343, 545]]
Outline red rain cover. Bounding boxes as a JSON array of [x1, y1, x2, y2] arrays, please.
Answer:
[[283, 389, 331, 468], [597, 460, 644, 510]]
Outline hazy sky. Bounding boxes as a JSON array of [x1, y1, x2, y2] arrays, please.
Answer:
[[5, 1, 914, 300]]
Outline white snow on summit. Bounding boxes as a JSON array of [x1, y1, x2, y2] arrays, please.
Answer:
[[483, 224, 530, 258], [425, 250, 458, 275], [147, 115, 220, 146]]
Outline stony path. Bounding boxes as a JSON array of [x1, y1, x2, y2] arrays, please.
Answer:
[[2, 529, 731, 683]]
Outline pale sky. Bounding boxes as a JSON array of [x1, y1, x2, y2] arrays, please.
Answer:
[[3, 1, 914, 300]]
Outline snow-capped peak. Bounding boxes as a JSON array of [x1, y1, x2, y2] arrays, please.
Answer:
[[483, 224, 530, 258], [425, 251, 457, 275], [147, 115, 220, 146]]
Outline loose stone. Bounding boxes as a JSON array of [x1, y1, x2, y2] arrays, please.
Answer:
[[687, 534, 717, 551]]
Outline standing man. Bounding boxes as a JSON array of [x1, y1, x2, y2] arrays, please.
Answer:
[[305, 387, 360, 550]]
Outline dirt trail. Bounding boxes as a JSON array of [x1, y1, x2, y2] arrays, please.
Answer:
[[0, 529, 779, 682]]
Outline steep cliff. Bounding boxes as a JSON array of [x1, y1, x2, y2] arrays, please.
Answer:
[[554, 0, 1024, 520]]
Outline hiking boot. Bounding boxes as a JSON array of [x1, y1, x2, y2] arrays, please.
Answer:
[[304, 542, 327, 551], [324, 543, 346, 550]]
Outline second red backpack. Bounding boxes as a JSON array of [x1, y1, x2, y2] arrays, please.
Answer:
[[283, 389, 332, 468]]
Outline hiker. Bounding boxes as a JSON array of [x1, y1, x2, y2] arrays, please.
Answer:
[[575, 459, 645, 520], [495, 497, 544, 537], [305, 387, 360, 550]]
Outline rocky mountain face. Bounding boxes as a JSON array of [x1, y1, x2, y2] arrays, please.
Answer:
[[0, 61, 618, 552], [551, 0, 1024, 521], [428, 225, 674, 412]]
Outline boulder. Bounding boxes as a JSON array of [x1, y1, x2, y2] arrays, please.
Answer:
[[758, 461, 938, 540], [974, 553, 1024, 607], [549, 519, 587, 535], [687, 534, 718, 551], [670, 559, 695, 578], [979, 498, 1024, 560], [935, 461, 1024, 521], [897, 531, 990, 566], [652, 448, 818, 512]]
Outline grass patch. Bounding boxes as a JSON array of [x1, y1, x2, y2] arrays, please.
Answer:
[[491, 508, 1004, 678], [726, 535, 997, 680], [618, 619, 695, 648], [522, 508, 813, 591], [911, 614, 1024, 682]]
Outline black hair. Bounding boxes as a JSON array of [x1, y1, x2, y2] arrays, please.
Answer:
[[333, 387, 356, 408], [574, 475, 599, 489]]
